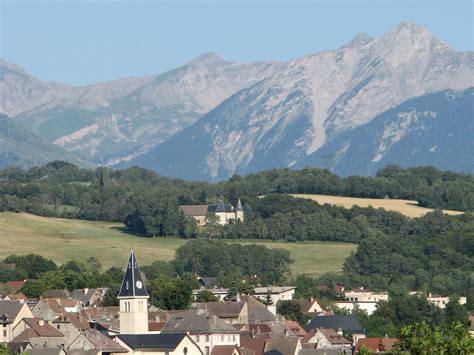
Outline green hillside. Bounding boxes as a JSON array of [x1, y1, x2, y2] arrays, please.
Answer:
[[0, 212, 356, 276]]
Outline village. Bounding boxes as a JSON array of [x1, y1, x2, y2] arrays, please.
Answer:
[[0, 249, 471, 355]]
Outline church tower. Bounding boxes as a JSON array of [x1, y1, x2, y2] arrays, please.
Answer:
[[118, 250, 149, 334]]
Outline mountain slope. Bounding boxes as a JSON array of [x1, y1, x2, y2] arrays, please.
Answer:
[[0, 114, 92, 169], [128, 22, 474, 180], [13, 53, 279, 164], [299, 88, 474, 175]]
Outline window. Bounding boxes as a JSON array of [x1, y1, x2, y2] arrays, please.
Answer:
[[3, 330, 6, 337], [232, 335, 236, 342], [57, 325, 60, 329], [205, 335, 209, 342], [196, 335, 200, 342], [183, 347, 188, 355], [205, 346, 210, 355], [221, 335, 224, 342]]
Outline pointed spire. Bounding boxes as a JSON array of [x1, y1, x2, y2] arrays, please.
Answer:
[[118, 250, 149, 298], [236, 199, 243, 211], [215, 199, 226, 213]]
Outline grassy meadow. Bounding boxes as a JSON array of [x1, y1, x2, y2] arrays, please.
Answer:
[[0, 212, 356, 276], [290, 194, 464, 218]]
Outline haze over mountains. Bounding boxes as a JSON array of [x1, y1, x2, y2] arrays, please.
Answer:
[[1, 22, 473, 179]]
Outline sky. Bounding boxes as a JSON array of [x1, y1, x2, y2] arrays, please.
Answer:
[[1, 0, 473, 86]]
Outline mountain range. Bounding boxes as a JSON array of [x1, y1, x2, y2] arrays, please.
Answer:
[[1, 22, 473, 179]]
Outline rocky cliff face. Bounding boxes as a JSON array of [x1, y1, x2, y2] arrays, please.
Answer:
[[128, 22, 473, 180], [2, 22, 472, 178], [6, 53, 279, 164]]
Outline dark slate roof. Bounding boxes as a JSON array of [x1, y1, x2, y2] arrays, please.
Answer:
[[0, 300, 24, 322], [215, 199, 226, 213], [208, 204, 234, 213], [118, 250, 149, 298], [305, 315, 364, 334], [236, 199, 243, 211], [117, 333, 186, 350]]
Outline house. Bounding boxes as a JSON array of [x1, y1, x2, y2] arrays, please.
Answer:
[[44, 290, 70, 299], [334, 301, 379, 315], [32, 298, 81, 320], [179, 199, 244, 226], [51, 313, 91, 347], [192, 301, 249, 324], [10, 318, 66, 352], [67, 328, 127, 354], [302, 328, 351, 352], [284, 320, 306, 338], [305, 315, 365, 346], [426, 293, 467, 309], [239, 296, 277, 324], [253, 287, 296, 304], [116, 333, 203, 355], [240, 335, 266, 355], [0, 300, 35, 343], [211, 345, 243, 355], [4, 293, 28, 304], [193, 288, 230, 302], [161, 309, 240, 355], [294, 299, 324, 315], [355, 338, 398, 353], [263, 337, 301, 355], [70, 288, 107, 307], [4, 280, 27, 291], [344, 288, 388, 303]]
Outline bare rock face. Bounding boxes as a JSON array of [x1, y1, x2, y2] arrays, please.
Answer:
[[129, 22, 473, 180], [4, 53, 280, 164], [1, 22, 473, 178]]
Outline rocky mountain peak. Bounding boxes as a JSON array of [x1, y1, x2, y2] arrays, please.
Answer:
[[341, 32, 374, 49], [186, 52, 227, 66]]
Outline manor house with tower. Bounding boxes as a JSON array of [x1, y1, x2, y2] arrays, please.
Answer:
[[179, 199, 244, 226]]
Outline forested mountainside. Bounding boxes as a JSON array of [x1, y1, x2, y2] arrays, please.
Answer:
[[0, 114, 91, 169]]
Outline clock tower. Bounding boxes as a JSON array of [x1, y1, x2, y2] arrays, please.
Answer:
[[117, 250, 149, 334]]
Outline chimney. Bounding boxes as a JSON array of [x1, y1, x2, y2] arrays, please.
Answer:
[[337, 327, 343, 336], [84, 288, 89, 295], [154, 315, 160, 322], [38, 320, 45, 326], [236, 293, 240, 302]]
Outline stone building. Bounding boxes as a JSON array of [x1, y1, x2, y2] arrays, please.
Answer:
[[179, 199, 244, 226]]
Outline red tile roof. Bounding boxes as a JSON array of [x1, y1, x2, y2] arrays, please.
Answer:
[[148, 322, 166, 331], [240, 336, 266, 355], [356, 338, 398, 351], [5, 280, 27, 289], [211, 345, 240, 355], [284, 320, 307, 337]]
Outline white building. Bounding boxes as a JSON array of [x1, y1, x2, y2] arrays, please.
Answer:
[[254, 286, 296, 304], [344, 288, 388, 303]]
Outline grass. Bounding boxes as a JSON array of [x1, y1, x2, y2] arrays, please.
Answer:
[[290, 194, 464, 218], [0, 212, 356, 276]]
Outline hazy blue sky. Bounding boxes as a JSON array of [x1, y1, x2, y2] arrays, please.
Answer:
[[1, 0, 472, 85]]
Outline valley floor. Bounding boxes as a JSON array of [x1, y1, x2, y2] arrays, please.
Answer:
[[0, 212, 356, 276]]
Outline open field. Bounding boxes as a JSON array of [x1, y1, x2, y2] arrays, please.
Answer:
[[0, 212, 356, 276], [290, 194, 464, 218]]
